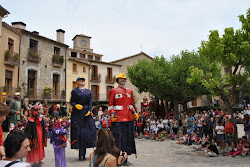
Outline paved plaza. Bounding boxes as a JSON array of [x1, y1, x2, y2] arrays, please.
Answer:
[[32, 124, 249, 167]]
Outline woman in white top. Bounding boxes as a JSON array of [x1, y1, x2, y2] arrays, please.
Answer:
[[150, 118, 156, 136], [0, 131, 31, 167]]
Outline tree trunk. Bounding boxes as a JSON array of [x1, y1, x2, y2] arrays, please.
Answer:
[[164, 99, 169, 116], [173, 99, 179, 119], [182, 103, 188, 112]]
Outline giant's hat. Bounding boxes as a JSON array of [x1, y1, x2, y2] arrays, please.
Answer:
[[115, 73, 127, 82], [76, 77, 85, 82]]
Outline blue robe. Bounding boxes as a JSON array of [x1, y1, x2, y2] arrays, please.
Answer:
[[70, 88, 96, 149]]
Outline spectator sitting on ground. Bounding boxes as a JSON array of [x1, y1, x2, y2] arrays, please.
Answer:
[[227, 141, 237, 156], [204, 140, 219, 157], [143, 130, 150, 139], [221, 142, 231, 156], [241, 141, 250, 157], [89, 128, 127, 167], [0, 131, 31, 167]]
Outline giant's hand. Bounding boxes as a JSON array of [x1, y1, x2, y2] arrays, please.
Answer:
[[85, 111, 91, 116], [133, 111, 139, 121], [75, 104, 83, 110], [111, 113, 117, 122]]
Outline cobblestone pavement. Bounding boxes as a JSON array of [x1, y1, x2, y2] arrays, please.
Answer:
[[38, 136, 249, 167]]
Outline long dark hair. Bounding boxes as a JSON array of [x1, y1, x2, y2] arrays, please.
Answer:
[[94, 128, 119, 167], [4, 131, 28, 158]]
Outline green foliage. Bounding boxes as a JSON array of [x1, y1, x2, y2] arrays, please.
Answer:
[[61, 89, 66, 97], [188, 8, 250, 115], [3, 84, 9, 92], [43, 87, 53, 97], [53, 55, 64, 64]]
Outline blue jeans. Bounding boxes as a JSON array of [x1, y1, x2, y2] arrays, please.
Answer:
[[198, 127, 203, 138]]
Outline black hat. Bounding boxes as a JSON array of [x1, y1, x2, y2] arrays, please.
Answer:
[[76, 77, 85, 82]]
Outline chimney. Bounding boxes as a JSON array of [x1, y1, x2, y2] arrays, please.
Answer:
[[32, 31, 39, 35], [56, 29, 65, 43], [11, 21, 26, 30]]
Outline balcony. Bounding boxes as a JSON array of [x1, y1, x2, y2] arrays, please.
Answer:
[[4, 50, 19, 66], [91, 73, 101, 83], [27, 49, 41, 63], [52, 55, 64, 68], [25, 88, 66, 101], [106, 75, 115, 84]]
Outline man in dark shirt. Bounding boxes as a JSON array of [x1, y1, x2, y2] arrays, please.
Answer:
[[204, 140, 219, 157]]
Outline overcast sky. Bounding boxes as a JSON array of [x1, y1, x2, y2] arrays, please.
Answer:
[[1, 0, 249, 62]]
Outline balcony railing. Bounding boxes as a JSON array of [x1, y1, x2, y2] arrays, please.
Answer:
[[52, 55, 64, 68], [27, 48, 41, 63], [105, 75, 115, 84], [91, 73, 101, 82], [4, 50, 19, 66]]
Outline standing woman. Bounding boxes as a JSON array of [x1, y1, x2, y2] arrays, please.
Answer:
[[70, 77, 96, 160]]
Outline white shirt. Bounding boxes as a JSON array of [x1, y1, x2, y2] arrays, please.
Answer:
[[162, 119, 168, 128], [0, 160, 30, 167], [215, 125, 225, 135], [157, 123, 164, 129], [150, 120, 156, 130]]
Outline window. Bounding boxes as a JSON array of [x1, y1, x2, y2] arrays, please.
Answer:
[[91, 85, 99, 101], [83, 67, 86, 72], [88, 55, 93, 60], [95, 56, 100, 61], [5, 70, 13, 96], [29, 39, 38, 53], [72, 81, 77, 89], [91, 65, 98, 80], [8, 38, 14, 52], [80, 54, 85, 59], [54, 47, 60, 56], [53, 74, 60, 98], [73, 64, 77, 73], [71, 52, 77, 57], [107, 67, 112, 82]]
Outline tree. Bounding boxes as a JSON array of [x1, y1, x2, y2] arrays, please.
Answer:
[[127, 51, 209, 118], [188, 9, 250, 119]]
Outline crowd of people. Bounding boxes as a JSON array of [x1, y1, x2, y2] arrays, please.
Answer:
[[0, 90, 250, 166], [133, 107, 250, 157]]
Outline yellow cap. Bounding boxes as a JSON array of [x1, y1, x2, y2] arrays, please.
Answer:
[[115, 73, 127, 82], [1, 92, 7, 95]]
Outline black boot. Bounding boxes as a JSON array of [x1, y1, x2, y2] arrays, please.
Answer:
[[82, 148, 86, 160], [79, 149, 82, 161]]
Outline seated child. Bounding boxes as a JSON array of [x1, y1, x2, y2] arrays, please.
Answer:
[[226, 141, 238, 156], [241, 141, 250, 157], [204, 140, 219, 157], [185, 134, 193, 145], [157, 131, 165, 141], [177, 133, 186, 144], [221, 142, 231, 156], [144, 130, 150, 139]]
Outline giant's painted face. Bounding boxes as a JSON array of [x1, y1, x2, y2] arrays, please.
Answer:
[[50, 127, 68, 146], [31, 105, 40, 118]]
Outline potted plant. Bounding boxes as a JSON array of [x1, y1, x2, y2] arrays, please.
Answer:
[[59, 56, 64, 64], [13, 53, 19, 62], [4, 50, 12, 61], [42, 87, 52, 99], [52, 55, 59, 63], [61, 89, 66, 98], [3, 84, 9, 92]]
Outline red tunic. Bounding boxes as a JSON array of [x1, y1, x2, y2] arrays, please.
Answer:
[[26, 119, 45, 162], [108, 86, 135, 122], [0, 126, 3, 146]]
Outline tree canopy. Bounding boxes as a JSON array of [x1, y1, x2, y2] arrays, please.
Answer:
[[187, 8, 250, 115]]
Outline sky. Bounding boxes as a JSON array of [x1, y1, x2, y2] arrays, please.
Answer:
[[0, 0, 249, 62]]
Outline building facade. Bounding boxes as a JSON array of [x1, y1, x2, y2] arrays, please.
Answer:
[[0, 22, 21, 100], [12, 22, 68, 103]]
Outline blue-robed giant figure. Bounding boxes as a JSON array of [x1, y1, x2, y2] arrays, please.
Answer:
[[70, 77, 96, 161]]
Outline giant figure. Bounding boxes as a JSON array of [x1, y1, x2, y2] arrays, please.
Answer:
[[70, 77, 96, 160], [108, 73, 139, 164]]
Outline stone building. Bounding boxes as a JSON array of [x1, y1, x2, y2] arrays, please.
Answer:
[[111, 52, 153, 112], [11, 22, 68, 104]]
